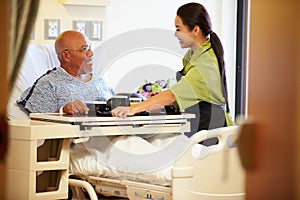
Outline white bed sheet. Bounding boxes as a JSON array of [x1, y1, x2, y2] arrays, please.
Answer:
[[70, 133, 201, 186]]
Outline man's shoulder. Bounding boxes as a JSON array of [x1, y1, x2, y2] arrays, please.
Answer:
[[36, 67, 66, 82]]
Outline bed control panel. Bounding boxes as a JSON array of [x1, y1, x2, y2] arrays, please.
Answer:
[[127, 185, 171, 200], [94, 184, 128, 198]]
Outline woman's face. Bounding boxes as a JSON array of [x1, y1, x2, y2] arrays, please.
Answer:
[[174, 16, 197, 50]]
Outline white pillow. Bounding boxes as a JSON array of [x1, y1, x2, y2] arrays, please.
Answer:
[[7, 44, 59, 120]]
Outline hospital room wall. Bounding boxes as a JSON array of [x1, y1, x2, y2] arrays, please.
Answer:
[[104, 0, 238, 118], [30, 0, 110, 45], [30, 0, 237, 118]]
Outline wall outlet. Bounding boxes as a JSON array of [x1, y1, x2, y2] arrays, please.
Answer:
[[72, 20, 102, 41], [44, 19, 60, 39], [89, 21, 102, 41], [73, 20, 89, 36]]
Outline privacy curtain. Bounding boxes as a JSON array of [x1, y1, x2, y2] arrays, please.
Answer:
[[0, 0, 40, 160]]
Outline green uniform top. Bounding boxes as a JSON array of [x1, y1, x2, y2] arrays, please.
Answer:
[[170, 39, 234, 126]]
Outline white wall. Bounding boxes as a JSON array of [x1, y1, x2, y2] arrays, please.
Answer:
[[99, 0, 237, 116], [31, 0, 238, 117], [32, 0, 109, 44]]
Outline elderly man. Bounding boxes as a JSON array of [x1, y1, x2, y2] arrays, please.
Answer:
[[18, 30, 114, 114]]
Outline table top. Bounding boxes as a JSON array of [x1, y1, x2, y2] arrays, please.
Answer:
[[29, 112, 195, 124], [8, 113, 195, 140]]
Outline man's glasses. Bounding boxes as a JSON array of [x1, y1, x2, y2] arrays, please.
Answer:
[[65, 43, 91, 53]]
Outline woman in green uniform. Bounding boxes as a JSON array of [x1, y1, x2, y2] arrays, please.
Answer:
[[111, 2, 234, 138]]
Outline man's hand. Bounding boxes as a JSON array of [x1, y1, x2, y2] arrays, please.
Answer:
[[62, 100, 89, 115]]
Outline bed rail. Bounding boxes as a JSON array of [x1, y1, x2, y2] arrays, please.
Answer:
[[172, 126, 245, 200]]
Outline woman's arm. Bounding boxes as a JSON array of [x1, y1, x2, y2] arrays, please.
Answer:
[[111, 89, 176, 118]]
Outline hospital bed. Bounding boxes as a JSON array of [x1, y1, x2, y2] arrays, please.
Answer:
[[68, 123, 245, 200], [6, 44, 245, 199], [7, 113, 245, 200]]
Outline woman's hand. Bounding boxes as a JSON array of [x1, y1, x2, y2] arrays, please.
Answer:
[[111, 106, 132, 118], [147, 91, 159, 98]]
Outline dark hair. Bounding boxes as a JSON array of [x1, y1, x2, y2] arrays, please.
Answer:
[[177, 2, 230, 112]]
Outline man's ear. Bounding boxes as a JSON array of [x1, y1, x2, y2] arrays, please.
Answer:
[[61, 51, 71, 61]]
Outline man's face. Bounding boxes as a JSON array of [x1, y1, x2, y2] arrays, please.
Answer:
[[65, 36, 93, 75]]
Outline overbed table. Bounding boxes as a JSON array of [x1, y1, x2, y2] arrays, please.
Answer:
[[6, 113, 194, 200]]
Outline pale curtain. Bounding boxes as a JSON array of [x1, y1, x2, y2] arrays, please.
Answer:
[[0, 0, 40, 160]]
